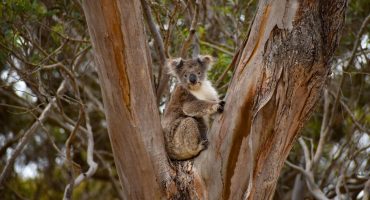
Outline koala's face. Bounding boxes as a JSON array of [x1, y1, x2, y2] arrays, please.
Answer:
[[168, 55, 212, 90]]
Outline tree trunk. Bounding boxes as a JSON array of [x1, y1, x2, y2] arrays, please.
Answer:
[[195, 0, 347, 199], [82, 0, 346, 199], [82, 1, 174, 199]]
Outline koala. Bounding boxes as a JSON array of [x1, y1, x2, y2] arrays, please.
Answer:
[[162, 55, 225, 160]]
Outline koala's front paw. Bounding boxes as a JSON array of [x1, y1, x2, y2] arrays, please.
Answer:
[[210, 101, 225, 114], [211, 104, 219, 113], [217, 100, 225, 113]]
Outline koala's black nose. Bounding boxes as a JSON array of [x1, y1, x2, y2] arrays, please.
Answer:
[[189, 74, 197, 84]]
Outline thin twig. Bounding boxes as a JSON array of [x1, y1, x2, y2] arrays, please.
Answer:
[[285, 138, 329, 200], [180, 0, 200, 58], [215, 47, 242, 87], [214, 10, 255, 87], [298, 138, 311, 170], [140, 0, 172, 104], [62, 58, 91, 199], [363, 179, 370, 200], [192, 35, 200, 58], [199, 40, 234, 56], [313, 89, 330, 165], [333, 94, 370, 134], [286, 160, 329, 200], [336, 175, 344, 199], [63, 105, 98, 200], [0, 132, 23, 158], [164, 3, 181, 56], [94, 152, 125, 199], [63, 107, 84, 200], [140, 0, 167, 80]]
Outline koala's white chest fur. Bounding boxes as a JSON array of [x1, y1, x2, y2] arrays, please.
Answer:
[[189, 80, 219, 102]]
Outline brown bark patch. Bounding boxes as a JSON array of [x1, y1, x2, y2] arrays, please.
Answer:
[[224, 86, 256, 199], [101, 0, 131, 114]]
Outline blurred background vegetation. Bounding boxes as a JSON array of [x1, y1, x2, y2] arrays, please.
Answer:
[[0, 0, 369, 199]]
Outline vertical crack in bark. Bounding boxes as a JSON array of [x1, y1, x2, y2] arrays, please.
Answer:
[[224, 88, 255, 199], [238, 5, 271, 77], [243, 64, 284, 199], [101, 0, 132, 116], [249, 107, 278, 198], [219, 149, 226, 197]]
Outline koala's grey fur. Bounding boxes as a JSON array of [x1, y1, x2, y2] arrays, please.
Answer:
[[162, 55, 224, 160]]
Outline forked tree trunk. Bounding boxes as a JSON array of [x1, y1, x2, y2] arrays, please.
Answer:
[[82, 0, 346, 199], [195, 0, 347, 199]]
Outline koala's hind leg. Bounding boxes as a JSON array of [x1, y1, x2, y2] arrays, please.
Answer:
[[169, 117, 207, 160]]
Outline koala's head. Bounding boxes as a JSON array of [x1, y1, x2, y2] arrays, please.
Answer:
[[167, 55, 213, 90]]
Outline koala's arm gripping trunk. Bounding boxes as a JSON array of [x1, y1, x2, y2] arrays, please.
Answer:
[[183, 100, 219, 117]]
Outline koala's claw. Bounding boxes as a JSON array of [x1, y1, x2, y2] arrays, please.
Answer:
[[217, 107, 223, 113], [200, 139, 209, 149], [217, 100, 225, 113]]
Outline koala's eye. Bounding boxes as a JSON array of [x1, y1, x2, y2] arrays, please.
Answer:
[[197, 72, 201, 75], [184, 74, 188, 78]]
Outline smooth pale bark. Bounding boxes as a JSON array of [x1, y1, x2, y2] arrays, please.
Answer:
[[194, 0, 346, 199], [82, 0, 346, 199], [82, 0, 174, 199]]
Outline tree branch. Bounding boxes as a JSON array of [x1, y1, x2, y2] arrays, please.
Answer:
[[363, 179, 370, 200], [140, 0, 167, 84], [180, 0, 200, 58], [63, 105, 98, 200], [199, 40, 234, 56], [0, 80, 67, 187], [286, 161, 329, 200], [315, 14, 370, 166], [313, 89, 330, 165]]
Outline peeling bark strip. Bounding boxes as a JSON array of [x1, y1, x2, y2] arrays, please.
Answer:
[[195, 0, 346, 199], [101, 0, 132, 114], [82, 0, 174, 199]]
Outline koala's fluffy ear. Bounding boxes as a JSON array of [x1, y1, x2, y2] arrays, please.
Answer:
[[167, 58, 183, 76], [197, 55, 213, 70]]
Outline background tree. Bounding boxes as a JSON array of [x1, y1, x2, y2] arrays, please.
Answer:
[[0, 0, 369, 199]]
